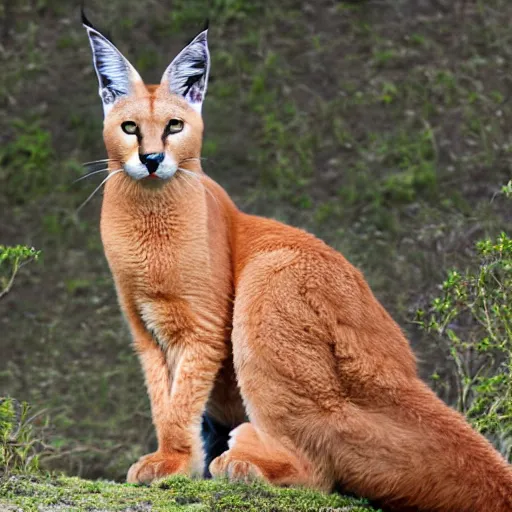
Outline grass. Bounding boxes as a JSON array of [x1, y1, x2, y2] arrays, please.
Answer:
[[0, 474, 376, 512], [0, 120, 56, 204], [0, 0, 511, 487]]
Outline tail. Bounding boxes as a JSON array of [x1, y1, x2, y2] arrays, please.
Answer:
[[328, 383, 512, 511]]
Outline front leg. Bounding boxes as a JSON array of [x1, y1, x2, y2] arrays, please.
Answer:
[[123, 303, 226, 484]]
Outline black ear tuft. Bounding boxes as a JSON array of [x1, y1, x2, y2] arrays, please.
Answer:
[[81, 8, 115, 45], [202, 18, 210, 31], [80, 5, 95, 30]]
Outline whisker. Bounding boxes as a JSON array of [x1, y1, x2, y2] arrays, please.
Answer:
[[205, 187, 221, 211], [177, 168, 220, 211], [180, 157, 207, 164], [177, 167, 199, 177], [176, 172, 197, 198], [76, 169, 124, 213], [181, 177, 195, 195], [177, 168, 201, 185], [177, 169, 198, 192], [82, 158, 114, 166], [73, 168, 109, 184]]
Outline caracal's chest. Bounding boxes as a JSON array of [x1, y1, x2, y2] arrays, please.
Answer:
[[100, 185, 232, 344], [101, 205, 210, 307]]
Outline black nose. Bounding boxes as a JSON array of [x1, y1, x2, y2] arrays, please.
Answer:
[[139, 152, 164, 174]]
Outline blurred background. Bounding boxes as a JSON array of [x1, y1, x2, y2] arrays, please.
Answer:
[[1, 0, 511, 481]]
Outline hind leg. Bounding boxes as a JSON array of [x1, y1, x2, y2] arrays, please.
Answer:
[[209, 422, 315, 487], [229, 251, 512, 510], [222, 251, 352, 491]]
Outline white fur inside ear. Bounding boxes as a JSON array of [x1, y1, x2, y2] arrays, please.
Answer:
[[84, 27, 142, 115], [161, 30, 210, 113]]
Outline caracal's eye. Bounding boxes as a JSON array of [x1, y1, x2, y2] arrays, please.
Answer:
[[167, 119, 184, 134], [121, 121, 138, 135]]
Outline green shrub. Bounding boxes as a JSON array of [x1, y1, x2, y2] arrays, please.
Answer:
[[417, 215, 512, 460], [0, 244, 40, 299], [0, 398, 42, 475], [1, 245, 44, 476]]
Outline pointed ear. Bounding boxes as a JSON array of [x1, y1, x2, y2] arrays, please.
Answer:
[[82, 10, 143, 116], [160, 30, 210, 113]]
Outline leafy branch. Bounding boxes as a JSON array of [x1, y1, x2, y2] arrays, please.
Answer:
[[416, 227, 512, 460], [0, 244, 40, 300]]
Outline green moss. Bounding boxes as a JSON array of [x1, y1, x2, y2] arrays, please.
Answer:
[[0, 474, 376, 512]]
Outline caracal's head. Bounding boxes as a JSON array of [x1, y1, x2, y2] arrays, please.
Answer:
[[83, 11, 209, 184]]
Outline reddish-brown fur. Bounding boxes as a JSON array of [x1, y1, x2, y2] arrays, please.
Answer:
[[95, 73, 512, 511]]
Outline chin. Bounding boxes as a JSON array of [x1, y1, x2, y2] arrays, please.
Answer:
[[140, 175, 168, 188]]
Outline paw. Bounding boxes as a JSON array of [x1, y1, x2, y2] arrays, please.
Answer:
[[209, 451, 263, 484], [126, 451, 191, 484]]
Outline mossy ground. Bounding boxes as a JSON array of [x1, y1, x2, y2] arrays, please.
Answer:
[[0, 474, 376, 511]]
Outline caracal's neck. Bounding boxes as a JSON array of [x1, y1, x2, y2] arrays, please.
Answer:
[[101, 169, 206, 220], [100, 169, 239, 256], [100, 168, 239, 313]]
